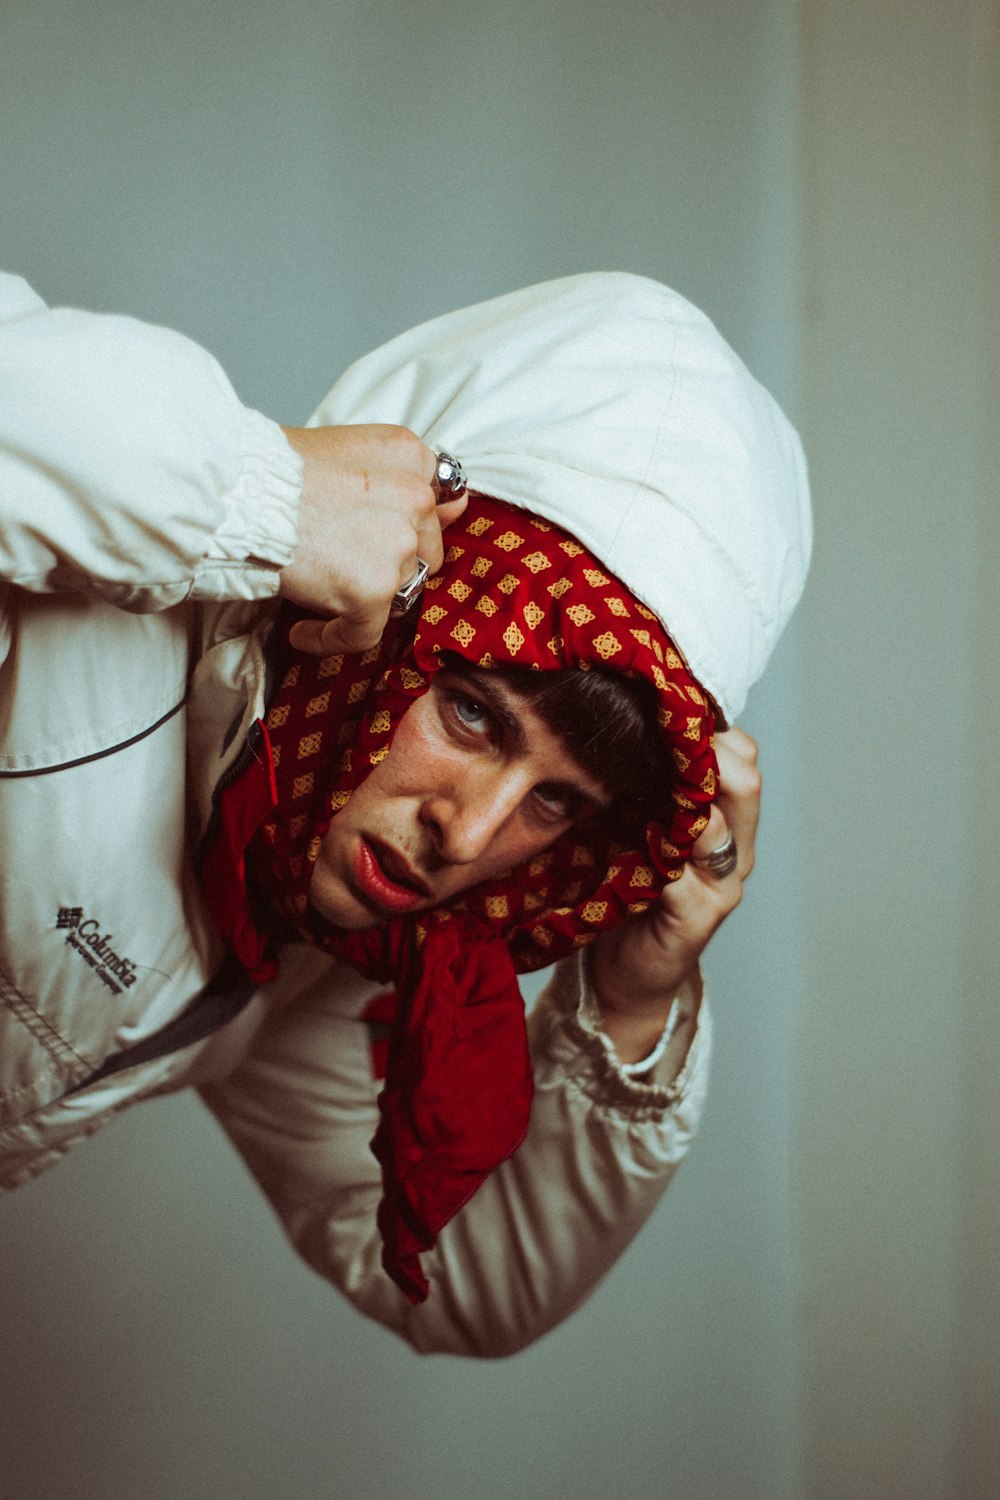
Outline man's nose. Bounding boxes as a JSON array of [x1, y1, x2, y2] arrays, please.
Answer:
[[420, 774, 523, 865]]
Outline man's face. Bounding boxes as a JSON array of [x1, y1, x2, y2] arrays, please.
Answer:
[[309, 661, 611, 930]]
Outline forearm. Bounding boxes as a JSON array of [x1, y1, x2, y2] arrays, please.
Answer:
[[0, 273, 301, 608]]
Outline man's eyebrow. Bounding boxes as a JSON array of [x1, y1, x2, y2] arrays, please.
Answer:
[[440, 664, 610, 809], [441, 665, 528, 752]]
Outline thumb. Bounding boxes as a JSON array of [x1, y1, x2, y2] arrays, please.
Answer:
[[434, 493, 470, 532], [289, 608, 385, 657]]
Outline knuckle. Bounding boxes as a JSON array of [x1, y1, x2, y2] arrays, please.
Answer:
[[743, 764, 762, 798], [710, 880, 742, 916], [423, 539, 445, 573], [730, 725, 757, 753], [721, 726, 759, 767], [385, 512, 418, 558], [396, 426, 433, 470], [725, 760, 760, 801], [413, 472, 438, 511], [704, 806, 728, 841], [691, 807, 730, 862], [359, 562, 403, 605], [394, 472, 431, 516]]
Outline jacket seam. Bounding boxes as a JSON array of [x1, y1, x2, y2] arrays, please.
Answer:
[[0, 965, 92, 1076], [0, 695, 186, 778], [1, 1065, 62, 1112]]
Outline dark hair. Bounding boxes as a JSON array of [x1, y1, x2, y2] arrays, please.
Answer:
[[447, 655, 673, 837]]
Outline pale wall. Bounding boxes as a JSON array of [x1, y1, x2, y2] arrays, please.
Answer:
[[795, 2, 998, 1496]]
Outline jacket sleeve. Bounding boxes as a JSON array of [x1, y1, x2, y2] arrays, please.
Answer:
[[0, 273, 302, 610], [198, 948, 711, 1359]]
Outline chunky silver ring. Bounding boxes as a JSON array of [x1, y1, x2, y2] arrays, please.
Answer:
[[389, 558, 430, 617], [388, 454, 465, 618], [694, 829, 738, 879], [434, 450, 467, 501]]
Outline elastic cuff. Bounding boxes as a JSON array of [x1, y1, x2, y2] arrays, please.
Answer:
[[193, 409, 303, 599]]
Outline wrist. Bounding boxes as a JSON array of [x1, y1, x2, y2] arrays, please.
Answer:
[[618, 997, 681, 1077], [590, 928, 685, 1017], [587, 943, 697, 1067]]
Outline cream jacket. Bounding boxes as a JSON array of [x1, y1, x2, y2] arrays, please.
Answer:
[[0, 273, 713, 1358]]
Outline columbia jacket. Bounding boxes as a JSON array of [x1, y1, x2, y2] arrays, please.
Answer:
[[0, 271, 807, 1355]]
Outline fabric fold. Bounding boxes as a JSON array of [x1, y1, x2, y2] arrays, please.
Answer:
[[369, 920, 532, 1302]]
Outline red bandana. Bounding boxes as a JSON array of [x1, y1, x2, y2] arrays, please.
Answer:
[[203, 495, 717, 1303]]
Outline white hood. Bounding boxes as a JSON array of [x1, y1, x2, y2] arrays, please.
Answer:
[[308, 273, 811, 721]]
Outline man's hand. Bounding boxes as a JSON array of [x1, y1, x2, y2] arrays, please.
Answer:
[[279, 424, 469, 655], [589, 728, 762, 1066]]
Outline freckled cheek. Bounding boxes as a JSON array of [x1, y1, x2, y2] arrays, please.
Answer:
[[374, 705, 464, 798]]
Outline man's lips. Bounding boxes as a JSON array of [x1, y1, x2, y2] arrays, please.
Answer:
[[352, 837, 431, 914]]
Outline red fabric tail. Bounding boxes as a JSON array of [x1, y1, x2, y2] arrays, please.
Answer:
[[369, 920, 533, 1303]]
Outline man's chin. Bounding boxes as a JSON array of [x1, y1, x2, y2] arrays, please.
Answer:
[[308, 866, 379, 931]]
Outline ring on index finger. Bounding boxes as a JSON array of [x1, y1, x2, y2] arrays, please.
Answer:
[[434, 451, 467, 501], [694, 829, 738, 879], [389, 558, 430, 617], [390, 453, 466, 617]]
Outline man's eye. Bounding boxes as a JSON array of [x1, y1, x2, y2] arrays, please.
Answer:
[[451, 694, 492, 733], [531, 783, 575, 823]]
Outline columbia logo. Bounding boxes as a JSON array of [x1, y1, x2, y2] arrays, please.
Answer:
[[56, 907, 139, 995]]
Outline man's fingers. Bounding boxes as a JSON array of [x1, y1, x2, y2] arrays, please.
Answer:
[[691, 804, 730, 861], [684, 727, 762, 891], [287, 495, 472, 658], [277, 424, 473, 653], [416, 493, 470, 580], [709, 731, 760, 869], [690, 806, 747, 885], [289, 607, 386, 658], [716, 725, 758, 764], [413, 509, 446, 577]]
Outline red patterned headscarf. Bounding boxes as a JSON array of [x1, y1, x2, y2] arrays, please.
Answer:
[[203, 494, 717, 1303]]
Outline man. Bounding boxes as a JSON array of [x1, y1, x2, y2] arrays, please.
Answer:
[[0, 271, 809, 1354]]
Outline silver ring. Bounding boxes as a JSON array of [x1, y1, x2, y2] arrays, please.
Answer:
[[389, 558, 430, 617], [388, 453, 464, 618], [434, 450, 467, 501], [694, 829, 738, 879]]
